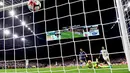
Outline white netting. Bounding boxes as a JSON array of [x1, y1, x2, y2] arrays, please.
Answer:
[[0, 0, 129, 73], [123, 0, 130, 36]]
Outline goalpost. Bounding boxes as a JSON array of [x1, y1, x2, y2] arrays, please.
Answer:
[[115, 0, 130, 71]]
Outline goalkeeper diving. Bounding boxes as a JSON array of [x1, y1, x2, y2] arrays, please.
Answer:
[[79, 48, 88, 68], [86, 57, 101, 68], [100, 46, 112, 68]]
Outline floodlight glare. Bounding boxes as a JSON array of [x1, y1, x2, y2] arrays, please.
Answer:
[[15, 16, 18, 19], [9, 10, 15, 17], [21, 38, 25, 41], [4, 29, 10, 35], [21, 21, 26, 26], [0, 1, 4, 6], [128, 2, 130, 7], [124, 8, 128, 11], [25, 25, 28, 27], [28, 27, 31, 30], [13, 34, 18, 39]]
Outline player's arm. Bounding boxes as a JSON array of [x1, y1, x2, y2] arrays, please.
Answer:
[[86, 54, 88, 57], [98, 50, 102, 59], [106, 50, 109, 55], [83, 51, 88, 57]]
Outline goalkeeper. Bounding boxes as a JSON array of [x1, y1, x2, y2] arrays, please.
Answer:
[[86, 60, 93, 68], [79, 48, 88, 68], [86, 58, 101, 68], [94, 57, 101, 68]]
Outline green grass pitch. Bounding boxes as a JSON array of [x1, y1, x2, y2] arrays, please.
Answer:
[[0, 65, 129, 73], [61, 31, 84, 39]]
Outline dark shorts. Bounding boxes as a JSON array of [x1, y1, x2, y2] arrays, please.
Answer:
[[80, 58, 87, 62]]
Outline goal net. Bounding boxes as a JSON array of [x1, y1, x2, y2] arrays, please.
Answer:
[[0, 0, 129, 73]]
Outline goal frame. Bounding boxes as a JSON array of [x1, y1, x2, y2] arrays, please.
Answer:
[[116, 0, 130, 71]]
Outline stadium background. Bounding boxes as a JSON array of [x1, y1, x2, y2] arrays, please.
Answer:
[[0, 0, 129, 73]]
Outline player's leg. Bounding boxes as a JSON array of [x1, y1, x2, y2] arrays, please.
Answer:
[[106, 57, 112, 68], [94, 61, 100, 68], [83, 58, 87, 67], [26, 63, 28, 68], [80, 60, 83, 68], [80, 58, 86, 68]]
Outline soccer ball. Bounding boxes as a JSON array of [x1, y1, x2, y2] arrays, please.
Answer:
[[28, 0, 41, 11]]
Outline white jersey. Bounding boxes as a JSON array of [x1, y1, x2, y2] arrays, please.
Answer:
[[55, 62, 58, 66], [26, 60, 29, 66], [101, 50, 109, 58]]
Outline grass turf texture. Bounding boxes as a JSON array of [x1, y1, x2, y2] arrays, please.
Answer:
[[61, 31, 83, 39], [0, 65, 129, 73]]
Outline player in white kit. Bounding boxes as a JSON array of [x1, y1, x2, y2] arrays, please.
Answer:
[[26, 60, 29, 68], [100, 46, 112, 68]]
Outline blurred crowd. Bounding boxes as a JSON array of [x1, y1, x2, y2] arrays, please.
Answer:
[[0, 58, 127, 69], [0, 61, 46, 69], [111, 58, 127, 64]]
